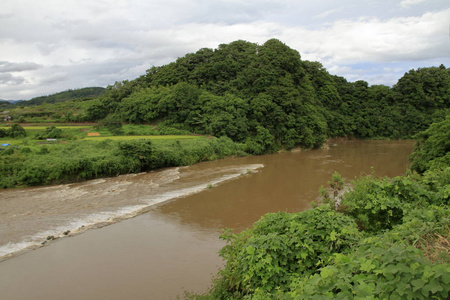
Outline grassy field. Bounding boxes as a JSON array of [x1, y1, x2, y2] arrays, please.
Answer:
[[0, 133, 246, 188], [0, 140, 20, 146], [0, 125, 94, 130], [0, 123, 207, 145], [22, 126, 93, 130], [83, 135, 207, 141]]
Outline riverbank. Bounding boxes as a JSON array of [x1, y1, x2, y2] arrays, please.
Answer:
[[1, 121, 414, 190], [0, 135, 247, 189], [0, 140, 415, 299]]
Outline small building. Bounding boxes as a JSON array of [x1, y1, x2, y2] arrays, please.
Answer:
[[1, 111, 11, 122]]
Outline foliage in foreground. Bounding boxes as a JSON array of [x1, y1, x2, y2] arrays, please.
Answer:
[[190, 118, 450, 299], [216, 205, 361, 297], [409, 115, 450, 174]]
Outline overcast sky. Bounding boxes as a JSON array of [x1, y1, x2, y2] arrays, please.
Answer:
[[1, 0, 449, 100]]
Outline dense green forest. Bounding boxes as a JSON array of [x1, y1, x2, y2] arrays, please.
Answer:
[[188, 117, 450, 299], [83, 39, 449, 153]]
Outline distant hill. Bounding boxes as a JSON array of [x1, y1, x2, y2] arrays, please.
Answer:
[[0, 100, 17, 110], [19, 87, 106, 106]]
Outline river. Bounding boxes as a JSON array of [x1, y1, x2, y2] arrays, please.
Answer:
[[0, 140, 414, 299]]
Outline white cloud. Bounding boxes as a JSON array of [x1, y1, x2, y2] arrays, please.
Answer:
[[283, 8, 450, 65], [0, 0, 449, 99], [313, 8, 342, 20], [400, 0, 428, 8]]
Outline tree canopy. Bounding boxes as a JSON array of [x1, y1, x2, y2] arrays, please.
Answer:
[[86, 39, 450, 152]]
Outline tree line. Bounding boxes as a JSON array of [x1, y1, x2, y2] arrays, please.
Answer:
[[84, 39, 449, 153]]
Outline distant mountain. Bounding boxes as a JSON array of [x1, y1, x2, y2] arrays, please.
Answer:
[[7, 100, 24, 104], [19, 87, 106, 106]]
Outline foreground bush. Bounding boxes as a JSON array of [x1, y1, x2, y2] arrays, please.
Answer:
[[207, 205, 361, 298], [291, 242, 449, 299], [409, 116, 450, 174]]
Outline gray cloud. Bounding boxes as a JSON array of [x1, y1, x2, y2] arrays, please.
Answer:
[[181, 0, 286, 24], [0, 61, 41, 73], [0, 73, 25, 85], [0, 0, 449, 100]]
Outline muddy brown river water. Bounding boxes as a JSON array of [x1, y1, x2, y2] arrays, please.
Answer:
[[0, 140, 414, 299]]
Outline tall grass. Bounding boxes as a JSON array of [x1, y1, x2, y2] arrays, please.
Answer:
[[0, 136, 247, 188], [83, 135, 205, 141]]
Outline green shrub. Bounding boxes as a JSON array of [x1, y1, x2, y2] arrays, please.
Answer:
[[1, 147, 15, 155], [410, 116, 450, 174], [19, 147, 32, 154], [386, 206, 450, 264], [245, 126, 276, 155], [340, 176, 405, 232], [319, 171, 346, 209], [99, 113, 124, 135], [419, 166, 450, 205], [212, 205, 361, 298], [7, 124, 26, 138], [39, 147, 49, 155], [291, 242, 450, 300], [36, 126, 63, 139], [117, 139, 153, 170]]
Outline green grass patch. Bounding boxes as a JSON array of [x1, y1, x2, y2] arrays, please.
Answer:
[[1, 126, 93, 131], [83, 135, 206, 141], [0, 136, 246, 188], [0, 140, 16, 145]]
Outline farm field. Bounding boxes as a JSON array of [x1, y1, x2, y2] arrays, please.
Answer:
[[0, 122, 245, 188], [0, 123, 206, 145], [83, 135, 207, 141]]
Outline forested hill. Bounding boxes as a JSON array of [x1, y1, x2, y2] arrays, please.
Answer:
[[0, 100, 13, 109], [20, 87, 106, 106], [86, 39, 450, 153]]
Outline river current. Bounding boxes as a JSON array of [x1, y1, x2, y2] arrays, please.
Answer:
[[0, 140, 414, 299]]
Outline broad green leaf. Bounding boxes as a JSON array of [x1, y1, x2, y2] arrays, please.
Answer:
[[246, 245, 255, 255], [320, 267, 335, 279], [411, 279, 425, 292], [330, 230, 337, 241]]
